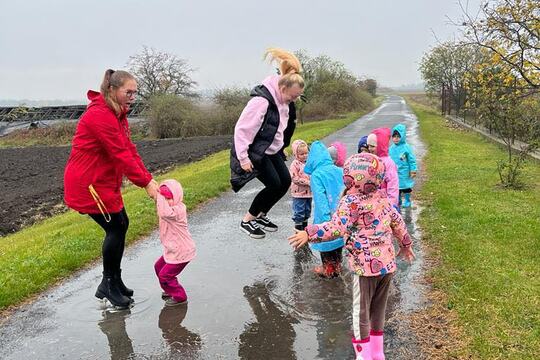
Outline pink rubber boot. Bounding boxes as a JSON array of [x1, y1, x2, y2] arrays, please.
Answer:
[[370, 330, 385, 360], [352, 336, 371, 360]]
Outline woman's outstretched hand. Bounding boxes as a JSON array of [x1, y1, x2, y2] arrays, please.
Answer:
[[288, 229, 309, 250], [397, 246, 416, 264], [145, 179, 159, 200]]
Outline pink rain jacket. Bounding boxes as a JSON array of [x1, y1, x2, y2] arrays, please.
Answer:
[[156, 179, 196, 264], [289, 140, 312, 198], [371, 128, 399, 207]]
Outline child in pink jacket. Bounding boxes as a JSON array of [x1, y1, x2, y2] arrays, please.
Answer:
[[288, 153, 415, 360], [289, 139, 312, 231], [367, 128, 400, 208], [155, 179, 196, 307]]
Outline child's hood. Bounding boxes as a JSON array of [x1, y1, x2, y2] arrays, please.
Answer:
[[291, 139, 308, 159], [372, 127, 391, 157], [329, 141, 347, 167], [160, 179, 183, 205], [343, 153, 386, 195], [357, 135, 368, 152], [304, 140, 333, 175], [392, 123, 407, 145]]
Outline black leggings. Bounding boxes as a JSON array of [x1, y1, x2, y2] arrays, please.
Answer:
[[248, 153, 292, 217], [89, 208, 129, 276]]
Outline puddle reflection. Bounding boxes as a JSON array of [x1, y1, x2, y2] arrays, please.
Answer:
[[238, 281, 298, 359]]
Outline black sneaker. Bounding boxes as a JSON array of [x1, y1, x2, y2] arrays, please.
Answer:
[[240, 220, 266, 239], [255, 215, 278, 232]]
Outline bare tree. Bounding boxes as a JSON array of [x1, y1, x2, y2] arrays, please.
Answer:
[[127, 46, 198, 100]]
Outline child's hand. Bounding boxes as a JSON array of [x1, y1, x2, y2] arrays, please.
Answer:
[[397, 246, 416, 263], [288, 229, 309, 250], [410, 171, 417, 178]]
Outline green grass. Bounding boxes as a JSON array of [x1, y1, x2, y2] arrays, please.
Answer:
[[0, 111, 366, 310], [411, 102, 540, 359]]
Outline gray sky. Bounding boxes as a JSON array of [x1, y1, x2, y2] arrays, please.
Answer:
[[0, 0, 482, 101]]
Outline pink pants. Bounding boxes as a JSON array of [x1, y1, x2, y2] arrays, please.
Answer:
[[154, 256, 189, 302]]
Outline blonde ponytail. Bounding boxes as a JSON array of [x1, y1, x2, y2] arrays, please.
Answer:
[[264, 48, 304, 89]]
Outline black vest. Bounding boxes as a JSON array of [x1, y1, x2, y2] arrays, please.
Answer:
[[230, 85, 297, 192]]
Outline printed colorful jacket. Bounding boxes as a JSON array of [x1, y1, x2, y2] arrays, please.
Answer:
[[305, 153, 412, 276], [389, 123, 418, 190]]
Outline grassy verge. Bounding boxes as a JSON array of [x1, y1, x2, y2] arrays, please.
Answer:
[[0, 111, 366, 310], [411, 101, 540, 359]]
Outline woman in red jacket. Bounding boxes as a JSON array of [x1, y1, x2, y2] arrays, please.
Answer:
[[64, 69, 158, 308]]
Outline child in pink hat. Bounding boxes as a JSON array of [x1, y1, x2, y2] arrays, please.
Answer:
[[154, 179, 196, 306]]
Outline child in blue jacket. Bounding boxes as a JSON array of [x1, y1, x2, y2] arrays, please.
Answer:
[[389, 124, 418, 208], [303, 141, 344, 278]]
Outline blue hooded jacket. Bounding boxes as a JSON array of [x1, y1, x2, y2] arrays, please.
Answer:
[[389, 124, 418, 190], [304, 141, 344, 252]]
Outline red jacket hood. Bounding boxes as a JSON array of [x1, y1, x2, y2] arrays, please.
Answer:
[[372, 127, 391, 157], [87, 90, 105, 108], [86, 90, 127, 117]]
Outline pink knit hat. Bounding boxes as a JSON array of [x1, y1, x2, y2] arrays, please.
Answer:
[[328, 141, 347, 167]]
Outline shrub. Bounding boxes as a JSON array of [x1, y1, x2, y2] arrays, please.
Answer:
[[146, 94, 206, 138], [207, 87, 251, 135]]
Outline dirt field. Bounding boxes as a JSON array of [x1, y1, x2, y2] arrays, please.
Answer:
[[0, 136, 231, 236]]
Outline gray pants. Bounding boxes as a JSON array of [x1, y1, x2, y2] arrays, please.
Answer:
[[352, 273, 394, 339]]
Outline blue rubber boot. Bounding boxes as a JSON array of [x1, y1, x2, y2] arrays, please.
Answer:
[[403, 193, 412, 208]]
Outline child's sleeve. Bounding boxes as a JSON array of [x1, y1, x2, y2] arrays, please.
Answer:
[[407, 145, 418, 172], [305, 197, 351, 243], [389, 206, 413, 248], [156, 194, 183, 220], [290, 162, 310, 186]]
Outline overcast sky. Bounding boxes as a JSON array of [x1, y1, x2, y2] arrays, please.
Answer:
[[0, 0, 482, 102]]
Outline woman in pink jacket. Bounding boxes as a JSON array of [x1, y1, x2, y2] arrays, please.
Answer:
[[230, 48, 304, 239], [155, 179, 196, 306]]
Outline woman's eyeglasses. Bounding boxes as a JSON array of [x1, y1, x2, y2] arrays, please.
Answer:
[[125, 90, 138, 98]]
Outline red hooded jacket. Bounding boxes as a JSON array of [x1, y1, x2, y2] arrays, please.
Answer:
[[64, 90, 152, 214]]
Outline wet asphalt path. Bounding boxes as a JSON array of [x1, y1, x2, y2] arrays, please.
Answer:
[[0, 95, 426, 359]]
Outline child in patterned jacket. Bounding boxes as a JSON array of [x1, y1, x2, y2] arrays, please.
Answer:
[[288, 153, 415, 360]]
